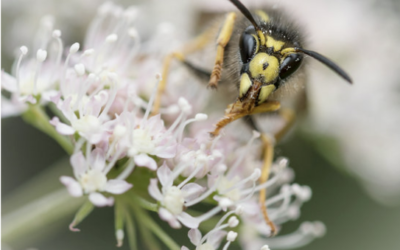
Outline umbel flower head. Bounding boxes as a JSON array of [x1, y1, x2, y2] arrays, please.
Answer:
[[1, 2, 326, 249]]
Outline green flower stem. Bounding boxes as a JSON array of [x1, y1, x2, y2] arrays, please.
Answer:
[[136, 220, 161, 250], [70, 200, 94, 230], [48, 102, 69, 124], [2, 188, 85, 244], [124, 207, 139, 250], [3, 157, 83, 247], [130, 193, 158, 212], [131, 204, 180, 250], [115, 199, 126, 247], [22, 104, 74, 154]]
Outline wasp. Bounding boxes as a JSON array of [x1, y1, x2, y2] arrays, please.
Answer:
[[152, 0, 352, 236]]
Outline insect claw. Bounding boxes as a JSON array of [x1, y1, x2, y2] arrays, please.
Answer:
[[207, 76, 219, 89]]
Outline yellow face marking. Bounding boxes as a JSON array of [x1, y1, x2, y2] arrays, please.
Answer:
[[239, 73, 252, 98], [249, 53, 279, 83], [258, 85, 276, 104], [255, 10, 270, 22], [266, 36, 285, 52]]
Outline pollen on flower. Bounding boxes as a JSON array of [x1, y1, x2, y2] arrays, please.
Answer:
[[128, 128, 157, 156], [79, 169, 108, 193], [163, 186, 185, 215]]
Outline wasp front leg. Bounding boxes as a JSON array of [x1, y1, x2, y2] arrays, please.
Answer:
[[208, 12, 237, 89], [258, 108, 296, 236]]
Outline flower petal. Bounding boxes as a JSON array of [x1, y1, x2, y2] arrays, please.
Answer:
[[148, 178, 163, 201], [89, 192, 114, 207], [157, 161, 172, 187], [104, 179, 133, 194], [181, 183, 205, 202], [1, 97, 26, 117], [70, 151, 87, 178], [41, 90, 59, 102], [60, 176, 83, 197], [90, 148, 106, 171], [50, 117, 75, 135], [159, 207, 181, 229], [188, 228, 202, 246], [177, 212, 199, 229], [208, 230, 228, 249], [155, 143, 177, 158], [1, 71, 18, 92], [134, 154, 157, 170]]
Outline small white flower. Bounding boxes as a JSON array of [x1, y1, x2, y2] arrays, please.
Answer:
[[60, 148, 132, 207], [148, 162, 205, 228]]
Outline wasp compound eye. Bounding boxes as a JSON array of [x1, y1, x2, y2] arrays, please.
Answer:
[[279, 53, 303, 80], [239, 26, 259, 63]]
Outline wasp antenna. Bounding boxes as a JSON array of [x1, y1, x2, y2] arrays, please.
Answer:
[[295, 47, 352, 84], [229, 0, 261, 31]]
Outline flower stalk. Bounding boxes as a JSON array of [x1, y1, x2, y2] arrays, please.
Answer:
[[22, 104, 74, 154]]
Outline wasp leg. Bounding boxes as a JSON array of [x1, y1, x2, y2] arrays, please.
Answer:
[[208, 12, 237, 89], [259, 133, 277, 236], [152, 52, 184, 115], [152, 25, 218, 115], [256, 108, 296, 236], [210, 100, 280, 137]]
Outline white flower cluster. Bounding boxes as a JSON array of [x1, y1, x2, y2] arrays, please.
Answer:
[[1, 2, 325, 249]]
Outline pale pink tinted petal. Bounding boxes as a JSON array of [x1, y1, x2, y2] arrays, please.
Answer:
[[41, 90, 59, 101], [181, 138, 200, 151], [146, 114, 164, 134], [177, 212, 199, 229], [58, 96, 74, 120], [60, 176, 83, 197], [50, 117, 75, 135], [148, 178, 163, 201], [208, 230, 228, 249], [157, 161, 172, 187], [159, 208, 181, 229], [86, 132, 104, 144], [155, 144, 177, 158], [89, 192, 114, 207], [241, 200, 260, 217], [104, 179, 132, 194], [188, 228, 202, 246], [181, 183, 206, 202], [20, 95, 37, 104], [90, 148, 106, 171], [90, 91, 108, 117], [134, 154, 157, 170], [181, 246, 189, 250], [207, 174, 218, 188], [50, 92, 61, 105], [1, 97, 26, 117], [70, 151, 87, 178], [1, 71, 18, 92]]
